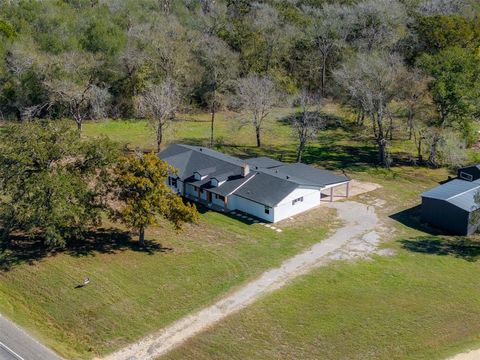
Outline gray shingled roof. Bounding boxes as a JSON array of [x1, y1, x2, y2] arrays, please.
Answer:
[[233, 172, 299, 207], [159, 144, 350, 207], [246, 156, 284, 169], [421, 179, 480, 212], [267, 163, 349, 187]]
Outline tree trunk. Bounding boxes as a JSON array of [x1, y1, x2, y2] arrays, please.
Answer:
[[375, 110, 389, 167], [378, 138, 388, 167], [408, 108, 414, 140], [255, 126, 261, 147], [296, 141, 305, 162], [156, 123, 163, 153], [388, 115, 393, 141], [139, 227, 145, 246], [428, 135, 440, 167], [210, 107, 215, 148], [320, 56, 327, 98], [417, 138, 423, 163]]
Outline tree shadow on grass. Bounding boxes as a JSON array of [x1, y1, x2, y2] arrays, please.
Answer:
[[400, 236, 480, 262], [0, 228, 172, 271]]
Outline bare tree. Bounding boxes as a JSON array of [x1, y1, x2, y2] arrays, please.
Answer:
[[347, 0, 408, 51], [196, 34, 238, 148], [334, 52, 404, 166], [292, 90, 325, 162], [137, 80, 178, 152], [250, 3, 291, 73], [44, 52, 109, 133], [419, 0, 474, 16], [398, 68, 430, 140], [304, 4, 351, 97], [236, 75, 278, 148]]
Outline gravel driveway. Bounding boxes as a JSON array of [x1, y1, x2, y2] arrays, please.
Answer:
[[104, 200, 383, 360]]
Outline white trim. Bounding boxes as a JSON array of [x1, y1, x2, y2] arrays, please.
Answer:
[[321, 180, 350, 190], [460, 172, 474, 181]]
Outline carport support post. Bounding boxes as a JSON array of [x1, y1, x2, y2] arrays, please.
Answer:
[[346, 182, 350, 198], [330, 187, 333, 202]]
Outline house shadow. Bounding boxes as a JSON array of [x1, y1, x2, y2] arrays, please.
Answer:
[[0, 228, 172, 271], [399, 236, 480, 262]]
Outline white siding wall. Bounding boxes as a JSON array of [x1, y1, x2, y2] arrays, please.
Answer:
[[167, 177, 184, 195], [211, 194, 226, 208], [231, 195, 274, 222], [185, 183, 197, 197], [273, 188, 321, 222], [180, 183, 323, 223]]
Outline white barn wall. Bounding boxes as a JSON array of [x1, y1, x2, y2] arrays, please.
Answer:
[[231, 195, 274, 222], [273, 188, 321, 222]]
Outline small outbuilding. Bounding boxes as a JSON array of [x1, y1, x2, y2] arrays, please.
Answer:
[[421, 179, 480, 235], [458, 164, 480, 182]]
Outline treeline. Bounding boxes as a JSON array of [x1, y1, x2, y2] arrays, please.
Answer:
[[0, 0, 479, 167]]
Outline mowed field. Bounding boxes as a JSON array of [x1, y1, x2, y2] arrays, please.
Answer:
[[1, 104, 480, 359], [164, 166, 480, 360]]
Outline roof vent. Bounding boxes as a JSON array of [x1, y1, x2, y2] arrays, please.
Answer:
[[286, 176, 290, 179], [199, 148, 203, 152]]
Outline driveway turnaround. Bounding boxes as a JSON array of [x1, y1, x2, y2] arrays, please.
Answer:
[[104, 200, 382, 360], [0, 315, 63, 360]]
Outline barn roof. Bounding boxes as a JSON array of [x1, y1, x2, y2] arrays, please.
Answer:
[[421, 179, 480, 212]]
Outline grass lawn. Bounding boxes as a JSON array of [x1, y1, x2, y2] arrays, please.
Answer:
[[163, 250, 480, 360], [0, 208, 334, 359], [163, 166, 480, 360], [2, 103, 480, 359]]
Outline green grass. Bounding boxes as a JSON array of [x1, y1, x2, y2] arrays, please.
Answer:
[[3, 104, 480, 359], [164, 252, 480, 360], [163, 165, 480, 360], [0, 207, 334, 359], [83, 107, 296, 151]]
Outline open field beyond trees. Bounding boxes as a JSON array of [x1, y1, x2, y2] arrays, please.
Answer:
[[1, 106, 480, 359]]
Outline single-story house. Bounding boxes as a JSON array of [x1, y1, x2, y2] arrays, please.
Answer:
[[421, 178, 480, 235], [159, 144, 351, 223]]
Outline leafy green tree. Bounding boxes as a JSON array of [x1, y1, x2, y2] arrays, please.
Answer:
[[414, 14, 480, 54], [111, 153, 198, 245], [0, 121, 119, 247], [419, 46, 480, 165]]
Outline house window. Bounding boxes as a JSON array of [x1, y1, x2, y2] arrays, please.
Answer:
[[265, 206, 270, 214], [219, 195, 225, 201], [292, 197, 304, 205], [169, 177, 177, 187]]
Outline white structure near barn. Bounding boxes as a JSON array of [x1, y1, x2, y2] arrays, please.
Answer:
[[160, 144, 351, 223]]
